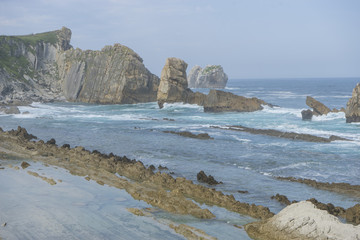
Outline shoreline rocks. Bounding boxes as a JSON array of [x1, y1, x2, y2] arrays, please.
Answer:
[[187, 65, 228, 89], [346, 83, 360, 123], [302, 96, 345, 120], [197, 171, 222, 185], [163, 131, 213, 140]]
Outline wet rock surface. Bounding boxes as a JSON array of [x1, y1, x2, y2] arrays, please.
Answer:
[[271, 194, 292, 205], [211, 125, 350, 143], [0, 126, 274, 221], [163, 131, 213, 140], [301, 109, 313, 120], [197, 171, 222, 185]]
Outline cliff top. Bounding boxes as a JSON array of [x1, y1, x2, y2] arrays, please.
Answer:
[[0, 27, 72, 49]]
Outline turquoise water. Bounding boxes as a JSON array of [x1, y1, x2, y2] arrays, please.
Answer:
[[1, 78, 359, 239]]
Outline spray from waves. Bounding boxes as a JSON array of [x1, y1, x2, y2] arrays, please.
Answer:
[[161, 103, 203, 112], [312, 112, 345, 121], [261, 105, 302, 118]]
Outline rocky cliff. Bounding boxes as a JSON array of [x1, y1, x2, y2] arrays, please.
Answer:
[[187, 65, 228, 89], [345, 83, 360, 123], [0, 27, 159, 104], [157, 57, 268, 112]]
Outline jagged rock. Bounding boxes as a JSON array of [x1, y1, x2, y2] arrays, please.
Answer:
[[307, 198, 345, 217], [346, 83, 360, 123], [0, 27, 159, 104], [204, 90, 266, 112], [346, 204, 360, 225], [187, 65, 228, 88], [21, 161, 30, 169], [301, 109, 313, 120], [271, 194, 291, 205], [197, 170, 222, 185], [157, 57, 192, 108], [306, 96, 331, 116]]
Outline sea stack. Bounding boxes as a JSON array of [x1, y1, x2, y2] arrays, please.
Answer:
[[157, 58, 193, 109], [345, 83, 360, 123], [187, 65, 228, 88]]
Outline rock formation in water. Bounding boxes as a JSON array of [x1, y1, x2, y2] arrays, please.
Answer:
[[245, 201, 360, 240], [187, 65, 228, 88], [302, 96, 345, 120], [345, 83, 360, 123], [0, 27, 159, 104], [157, 58, 193, 108], [157, 57, 268, 112]]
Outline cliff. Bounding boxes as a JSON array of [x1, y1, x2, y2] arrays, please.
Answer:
[[187, 65, 228, 89], [345, 83, 360, 123], [0, 27, 159, 104]]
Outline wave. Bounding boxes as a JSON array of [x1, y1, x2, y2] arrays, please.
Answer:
[[161, 103, 203, 112], [261, 105, 302, 117], [312, 112, 345, 121]]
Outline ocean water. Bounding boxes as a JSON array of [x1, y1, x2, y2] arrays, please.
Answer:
[[1, 78, 360, 239]]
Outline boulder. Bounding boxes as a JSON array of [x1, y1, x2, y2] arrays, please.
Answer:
[[346, 204, 360, 225], [345, 83, 360, 123], [0, 106, 20, 114], [157, 58, 192, 108], [306, 96, 331, 116], [245, 201, 360, 240], [187, 65, 228, 88], [203, 90, 266, 112], [301, 109, 313, 120]]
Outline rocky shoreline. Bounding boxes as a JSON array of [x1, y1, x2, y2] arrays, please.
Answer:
[[1, 126, 359, 239]]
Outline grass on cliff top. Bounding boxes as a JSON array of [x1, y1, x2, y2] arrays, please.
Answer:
[[0, 30, 59, 46]]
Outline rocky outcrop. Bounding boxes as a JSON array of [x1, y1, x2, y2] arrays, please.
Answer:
[[0, 27, 159, 104], [157, 58, 193, 108], [346, 204, 360, 225], [187, 65, 228, 88], [0, 106, 20, 114], [346, 83, 360, 123], [157, 58, 269, 113], [211, 125, 350, 143], [197, 171, 222, 185], [204, 90, 266, 112], [245, 201, 360, 240], [303, 96, 345, 120], [163, 131, 213, 140]]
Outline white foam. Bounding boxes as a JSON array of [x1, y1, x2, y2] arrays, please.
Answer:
[[231, 135, 251, 142], [261, 105, 302, 118], [312, 112, 345, 121]]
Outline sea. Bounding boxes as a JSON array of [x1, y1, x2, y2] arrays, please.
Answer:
[[0, 78, 359, 239]]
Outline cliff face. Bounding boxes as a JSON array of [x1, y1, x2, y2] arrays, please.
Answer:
[[0, 27, 159, 104], [187, 65, 228, 89], [345, 83, 360, 123]]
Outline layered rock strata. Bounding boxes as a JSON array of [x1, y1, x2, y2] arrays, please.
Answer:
[[0, 126, 274, 220], [157, 58, 268, 112], [245, 201, 360, 240], [0, 27, 159, 104], [346, 83, 360, 123], [187, 65, 228, 89]]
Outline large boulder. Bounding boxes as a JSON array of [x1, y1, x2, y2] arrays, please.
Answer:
[[306, 96, 331, 116], [203, 90, 266, 112], [187, 65, 228, 88], [301, 109, 313, 120], [157, 58, 193, 108], [345, 83, 360, 123], [245, 201, 360, 240]]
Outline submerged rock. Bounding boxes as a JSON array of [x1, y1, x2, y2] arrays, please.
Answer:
[[346, 83, 360, 123], [163, 131, 213, 140], [187, 65, 228, 88]]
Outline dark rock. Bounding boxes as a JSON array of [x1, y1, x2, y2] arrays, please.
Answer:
[[158, 165, 168, 170], [46, 138, 56, 145], [21, 161, 30, 169], [211, 125, 350, 143], [271, 194, 291, 205], [301, 109, 313, 120], [197, 170, 222, 185], [149, 165, 156, 171], [307, 198, 346, 217], [61, 144, 70, 148], [346, 204, 360, 225], [163, 131, 213, 140], [238, 190, 249, 194]]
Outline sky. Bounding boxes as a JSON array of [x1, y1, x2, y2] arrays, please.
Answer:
[[1, 0, 359, 79]]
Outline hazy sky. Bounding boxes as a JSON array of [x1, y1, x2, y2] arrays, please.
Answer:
[[1, 0, 359, 79]]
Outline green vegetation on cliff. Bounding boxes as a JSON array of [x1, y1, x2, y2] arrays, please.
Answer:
[[203, 65, 221, 74]]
